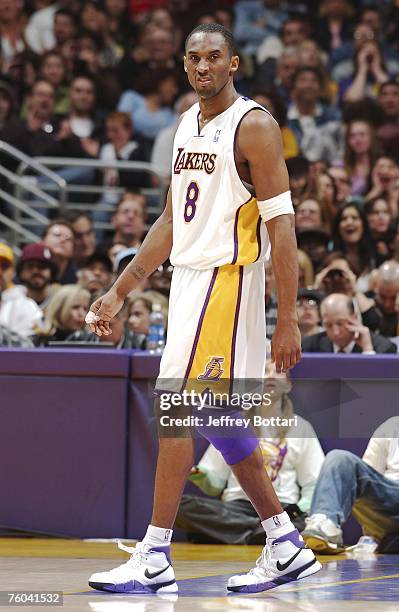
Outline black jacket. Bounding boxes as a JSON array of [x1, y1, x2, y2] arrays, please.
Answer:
[[302, 331, 397, 354]]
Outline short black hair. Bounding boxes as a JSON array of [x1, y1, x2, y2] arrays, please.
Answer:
[[292, 66, 323, 89], [379, 79, 399, 95], [185, 23, 237, 57]]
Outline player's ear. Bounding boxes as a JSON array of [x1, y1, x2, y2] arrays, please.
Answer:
[[229, 54, 239, 76]]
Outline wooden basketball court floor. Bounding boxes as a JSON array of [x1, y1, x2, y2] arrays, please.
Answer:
[[1, 538, 398, 611]]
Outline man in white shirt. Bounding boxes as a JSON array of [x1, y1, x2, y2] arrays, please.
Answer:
[[303, 417, 399, 553], [0, 242, 43, 337], [176, 366, 325, 544]]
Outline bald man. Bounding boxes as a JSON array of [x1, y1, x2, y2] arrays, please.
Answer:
[[374, 261, 399, 338], [302, 293, 396, 354]]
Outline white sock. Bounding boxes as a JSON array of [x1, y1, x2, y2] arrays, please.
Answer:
[[261, 511, 296, 539], [142, 524, 173, 548]]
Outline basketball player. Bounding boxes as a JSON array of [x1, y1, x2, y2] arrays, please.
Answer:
[[86, 24, 321, 594]]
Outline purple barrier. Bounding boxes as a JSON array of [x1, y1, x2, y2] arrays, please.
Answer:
[[0, 348, 129, 537]]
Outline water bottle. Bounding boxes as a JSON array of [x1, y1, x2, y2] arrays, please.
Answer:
[[147, 304, 165, 354]]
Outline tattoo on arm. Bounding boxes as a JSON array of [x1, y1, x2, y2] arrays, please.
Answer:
[[129, 264, 146, 281]]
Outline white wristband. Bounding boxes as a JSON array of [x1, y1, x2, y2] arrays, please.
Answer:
[[257, 190, 294, 223]]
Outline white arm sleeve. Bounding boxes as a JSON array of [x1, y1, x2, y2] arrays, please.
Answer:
[[257, 190, 295, 223]]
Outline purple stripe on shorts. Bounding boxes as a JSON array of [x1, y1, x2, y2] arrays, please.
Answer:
[[254, 215, 262, 262], [229, 266, 244, 395], [181, 267, 219, 392]]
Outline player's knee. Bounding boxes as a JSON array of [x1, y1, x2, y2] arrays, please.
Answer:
[[207, 435, 259, 466]]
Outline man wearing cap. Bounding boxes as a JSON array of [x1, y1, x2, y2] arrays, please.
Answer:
[[296, 227, 330, 274], [297, 288, 323, 339], [0, 241, 43, 337], [17, 243, 58, 310], [78, 251, 113, 298]]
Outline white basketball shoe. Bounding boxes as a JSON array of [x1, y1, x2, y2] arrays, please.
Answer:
[[88, 541, 178, 594], [227, 529, 322, 593]]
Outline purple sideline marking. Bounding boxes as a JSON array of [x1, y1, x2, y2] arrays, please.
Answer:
[[181, 267, 219, 392], [229, 266, 244, 395]]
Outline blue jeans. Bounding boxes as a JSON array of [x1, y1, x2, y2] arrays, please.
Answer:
[[311, 449, 399, 541]]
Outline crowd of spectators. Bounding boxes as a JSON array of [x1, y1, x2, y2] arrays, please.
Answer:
[[1, 0, 399, 354]]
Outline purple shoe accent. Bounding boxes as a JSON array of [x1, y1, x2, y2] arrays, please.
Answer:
[[151, 545, 171, 564], [273, 529, 305, 548], [89, 578, 176, 594], [227, 558, 318, 594]]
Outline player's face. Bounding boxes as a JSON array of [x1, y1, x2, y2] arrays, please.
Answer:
[[184, 32, 238, 100]]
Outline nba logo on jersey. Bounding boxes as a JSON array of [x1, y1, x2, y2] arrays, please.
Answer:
[[198, 357, 224, 381], [273, 515, 281, 527], [213, 129, 221, 142]]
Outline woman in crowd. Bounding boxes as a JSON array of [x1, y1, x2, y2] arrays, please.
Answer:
[[39, 51, 69, 114], [364, 197, 393, 265], [35, 284, 90, 344], [332, 201, 375, 290], [343, 120, 380, 196], [316, 172, 338, 231], [298, 249, 314, 288]]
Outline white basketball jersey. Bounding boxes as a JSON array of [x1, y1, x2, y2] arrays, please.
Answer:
[[170, 96, 272, 270]]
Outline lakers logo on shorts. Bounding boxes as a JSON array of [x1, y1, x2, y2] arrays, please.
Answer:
[[198, 357, 224, 381]]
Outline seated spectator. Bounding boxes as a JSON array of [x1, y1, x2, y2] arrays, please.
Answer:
[[314, 254, 382, 331], [68, 302, 137, 348], [234, 0, 288, 57], [0, 242, 43, 337], [102, 192, 147, 251], [343, 41, 390, 104], [302, 416, 399, 554], [364, 197, 393, 265], [302, 293, 396, 354], [58, 75, 103, 158], [377, 80, 399, 163], [67, 212, 97, 268], [342, 119, 380, 196], [77, 251, 113, 298], [316, 172, 338, 230], [328, 164, 351, 206], [146, 260, 173, 298], [252, 88, 299, 159], [16, 243, 59, 310], [176, 361, 325, 544], [287, 67, 341, 163], [331, 22, 399, 86], [256, 15, 309, 66], [295, 199, 327, 233], [298, 248, 314, 288], [332, 201, 375, 286], [286, 156, 314, 207], [38, 51, 69, 115], [107, 241, 129, 268], [98, 111, 151, 205], [118, 68, 178, 142], [0, 0, 27, 71], [297, 288, 323, 338], [35, 284, 90, 344], [0, 79, 16, 131], [113, 247, 139, 278], [53, 8, 78, 52], [127, 293, 152, 348], [42, 220, 77, 284], [256, 47, 299, 107], [151, 91, 198, 185], [315, 0, 354, 54], [296, 227, 330, 274], [297, 39, 338, 104], [372, 261, 399, 338], [366, 156, 399, 217]]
